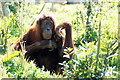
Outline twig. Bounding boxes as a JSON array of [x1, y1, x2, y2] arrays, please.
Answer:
[[95, 20, 101, 72], [30, 3, 46, 26]]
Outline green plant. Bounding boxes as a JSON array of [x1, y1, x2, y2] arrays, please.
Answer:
[[63, 42, 118, 78]]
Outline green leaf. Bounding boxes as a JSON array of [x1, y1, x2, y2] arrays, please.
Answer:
[[101, 47, 106, 52], [63, 55, 70, 59], [88, 42, 94, 47], [2, 51, 20, 62]]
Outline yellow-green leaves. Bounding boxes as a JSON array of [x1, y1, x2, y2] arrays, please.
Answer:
[[2, 51, 20, 62]]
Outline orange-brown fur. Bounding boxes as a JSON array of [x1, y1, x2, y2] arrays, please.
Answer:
[[13, 14, 74, 74]]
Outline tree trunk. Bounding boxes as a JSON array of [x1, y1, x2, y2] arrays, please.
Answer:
[[1, 2, 10, 17]]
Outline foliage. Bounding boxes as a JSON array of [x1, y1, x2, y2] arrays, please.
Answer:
[[63, 42, 118, 78], [0, 56, 62, 78], [0, 1, 119, 78]]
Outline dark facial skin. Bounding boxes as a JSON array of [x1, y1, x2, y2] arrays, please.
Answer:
[[41, 18, 54, 40]]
